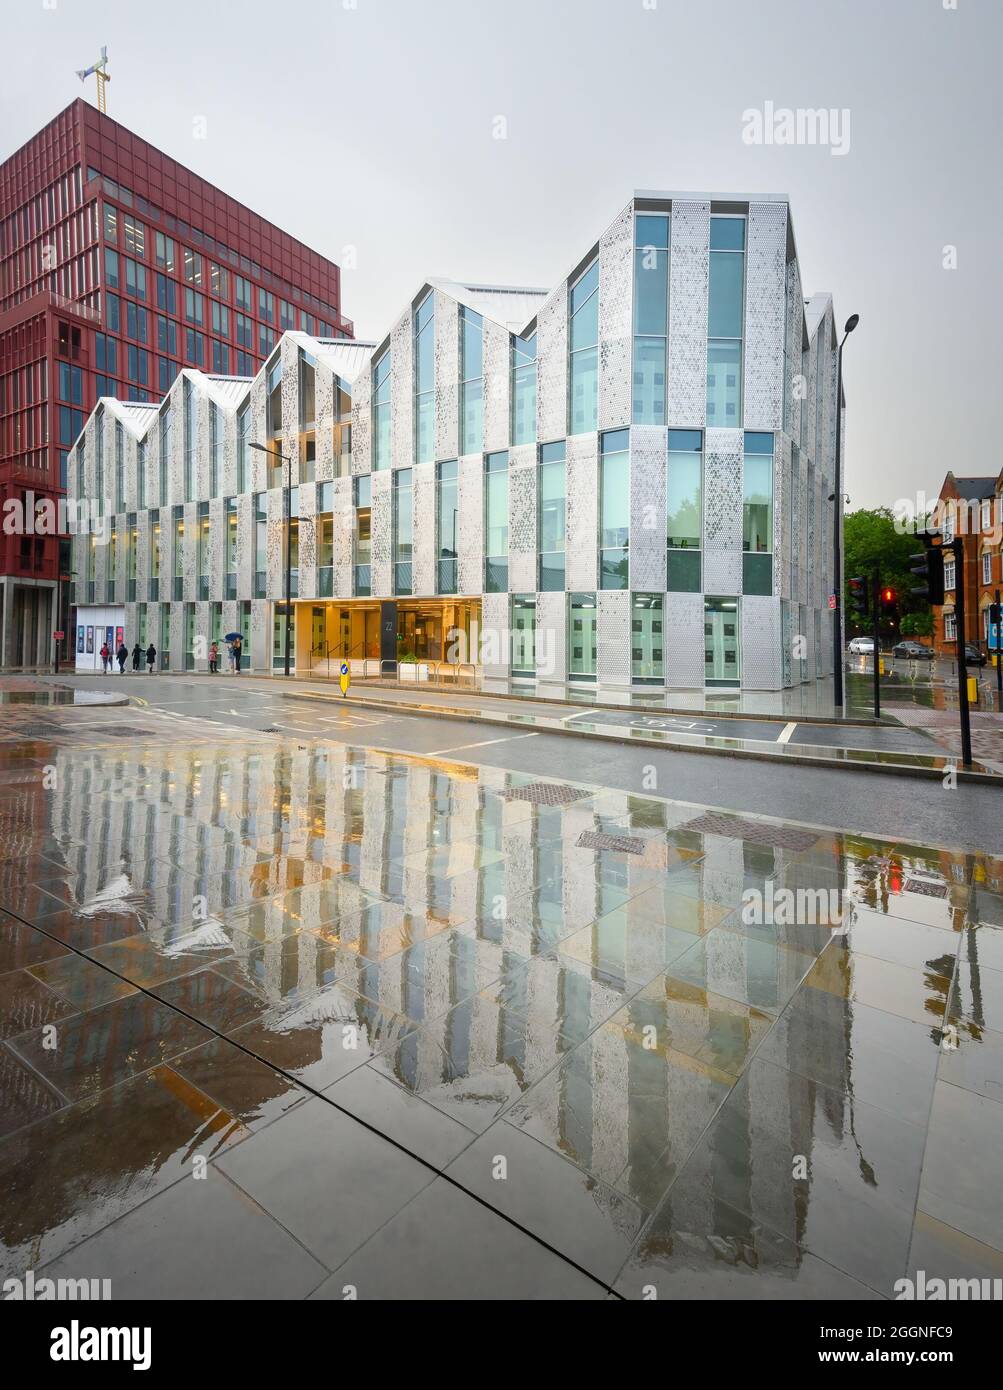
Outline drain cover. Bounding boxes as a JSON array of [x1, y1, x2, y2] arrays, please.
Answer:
[[577, 830, 645, 855], [677, 812, 818, 852], [502, 781, 592, 806], [904, 878, 948, 898]]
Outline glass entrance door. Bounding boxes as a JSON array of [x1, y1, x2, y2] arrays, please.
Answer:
[[704, 596, 740, 686]]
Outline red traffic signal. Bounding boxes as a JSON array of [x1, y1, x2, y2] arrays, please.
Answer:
[[881, 587, 895, 605]]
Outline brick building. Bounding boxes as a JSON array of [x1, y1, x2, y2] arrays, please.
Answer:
[[0, 99, 350, 666]]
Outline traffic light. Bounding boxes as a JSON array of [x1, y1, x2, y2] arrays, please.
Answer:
[[880, 586, 895, 606], [910, 543, 945, 605], [849, 575, 869, 619]]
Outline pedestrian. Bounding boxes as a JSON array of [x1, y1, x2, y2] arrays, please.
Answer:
[[99, 642, 110, 674], [232, 635, 242, 674], [116, 641, 128, 674], [131, 642, 142, 672], [226, 641, 235, 673], [146, 642, 157, 674], [209, 640, 219, 674]]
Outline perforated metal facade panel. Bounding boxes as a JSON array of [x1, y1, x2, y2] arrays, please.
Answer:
[[434, 291, 459, 460], [664, 592, 705, 687], [743, 203, 787, 431], [412, 461, 436, 597], [597, 590, 631, 684], [598, 202, 633, 431], [536, 281, 568, 444], [565, 433, 598, 591], [458, 453, 484, 594], [666, 200, 710, 427], [390, 308, 413, 471], [629, 425, 667, 592], [507, 457, 537, 594]]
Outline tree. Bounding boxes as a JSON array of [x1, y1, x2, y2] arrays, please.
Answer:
[[900, 612, 933, 638], [843, 507, 930, 635]]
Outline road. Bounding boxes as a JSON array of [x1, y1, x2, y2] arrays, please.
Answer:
[[47, 671, 1003, 855]]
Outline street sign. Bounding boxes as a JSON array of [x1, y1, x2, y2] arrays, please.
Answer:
[[828, 594, 837, 611], [52, 630, 64, 640], [339, 661, 350, 698], [989, 622, 1001, 653]]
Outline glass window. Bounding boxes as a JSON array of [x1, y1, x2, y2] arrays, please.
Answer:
[[183, 248, 203, 285], [511, 595, 536, 675], [437, 460, 458, 593], [667, 429, 702, 593], [484, 451, 509, 593], [633, 214, 670, 425], [569, 261, 599, 435], [104, 246, 119, 288], [705, 595, 741, 686], [632, 593, 664, 681], [372, 350, 391, 470], [600, 428, 629, 589], [538, 441, 566, 591], [511, 332, 537, 446], [394, 468, 413, 594], [266, 357, 282, 443], [155, 232, 175, 272], [568, 593, 597, 680], [706, 216, 745, 425], [460, 309, 483, 455], [414, 293, 434, 464], [743, 432, 773, 552]]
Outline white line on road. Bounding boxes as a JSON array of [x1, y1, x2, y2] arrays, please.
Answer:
[[777, 722, 798, 745], [426, 732, 541, 756], [561, 710, 593, 723]]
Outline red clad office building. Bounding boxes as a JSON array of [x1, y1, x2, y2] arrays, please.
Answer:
[[0, 98, 350, 666]]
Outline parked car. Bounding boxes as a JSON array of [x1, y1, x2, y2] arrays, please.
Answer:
[[964, 643, 986, 666], [848, 636, 874, 654], [892, 641, 934, 660]]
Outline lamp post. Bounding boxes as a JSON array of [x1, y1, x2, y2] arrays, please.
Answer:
[[249, 442, 294, 676], [831, 312, 859, 711]]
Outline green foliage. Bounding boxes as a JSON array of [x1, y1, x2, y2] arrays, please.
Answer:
[[900, 612, 933, 638], [843, 507, 928, 633]]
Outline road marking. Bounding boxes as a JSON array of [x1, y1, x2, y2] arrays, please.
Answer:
[[425, 732, 541, 756], [561, 710, 593, 723], [777, 722, 798, 745]]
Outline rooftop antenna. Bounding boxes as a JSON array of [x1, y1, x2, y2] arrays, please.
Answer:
[[77, 46, 111, 114]]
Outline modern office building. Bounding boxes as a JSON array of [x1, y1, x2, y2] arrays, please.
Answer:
[[0, 99, 350, 667], [69, 192, 842, 691]]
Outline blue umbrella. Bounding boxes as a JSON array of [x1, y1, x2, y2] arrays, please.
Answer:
[[224, 632, 242, 642]]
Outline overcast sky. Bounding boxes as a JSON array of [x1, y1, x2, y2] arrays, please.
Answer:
[[3, 0, 998, 511]]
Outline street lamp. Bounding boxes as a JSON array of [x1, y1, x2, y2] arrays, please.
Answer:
[[249, 441, 294, 676], [832, 312, 859, 710]]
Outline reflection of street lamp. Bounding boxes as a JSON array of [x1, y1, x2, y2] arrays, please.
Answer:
[[54, 569, 78, 675], [249, 442, 293, 676], [832, 313, 859, 710]]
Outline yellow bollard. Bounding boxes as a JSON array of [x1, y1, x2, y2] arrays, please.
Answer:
[[878, 657, 885, 676], [967, 676, 978, 703]]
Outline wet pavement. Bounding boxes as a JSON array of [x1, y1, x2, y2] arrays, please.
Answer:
[[1, 708, 1002, 1299]]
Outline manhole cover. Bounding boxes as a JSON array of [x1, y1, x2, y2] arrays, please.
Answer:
[[677, 812, 818, 852], [903, 879, 948, 898], [577, 830, 645, 855], [502, 781, 592, 806], [8, 723, 64, 736]]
